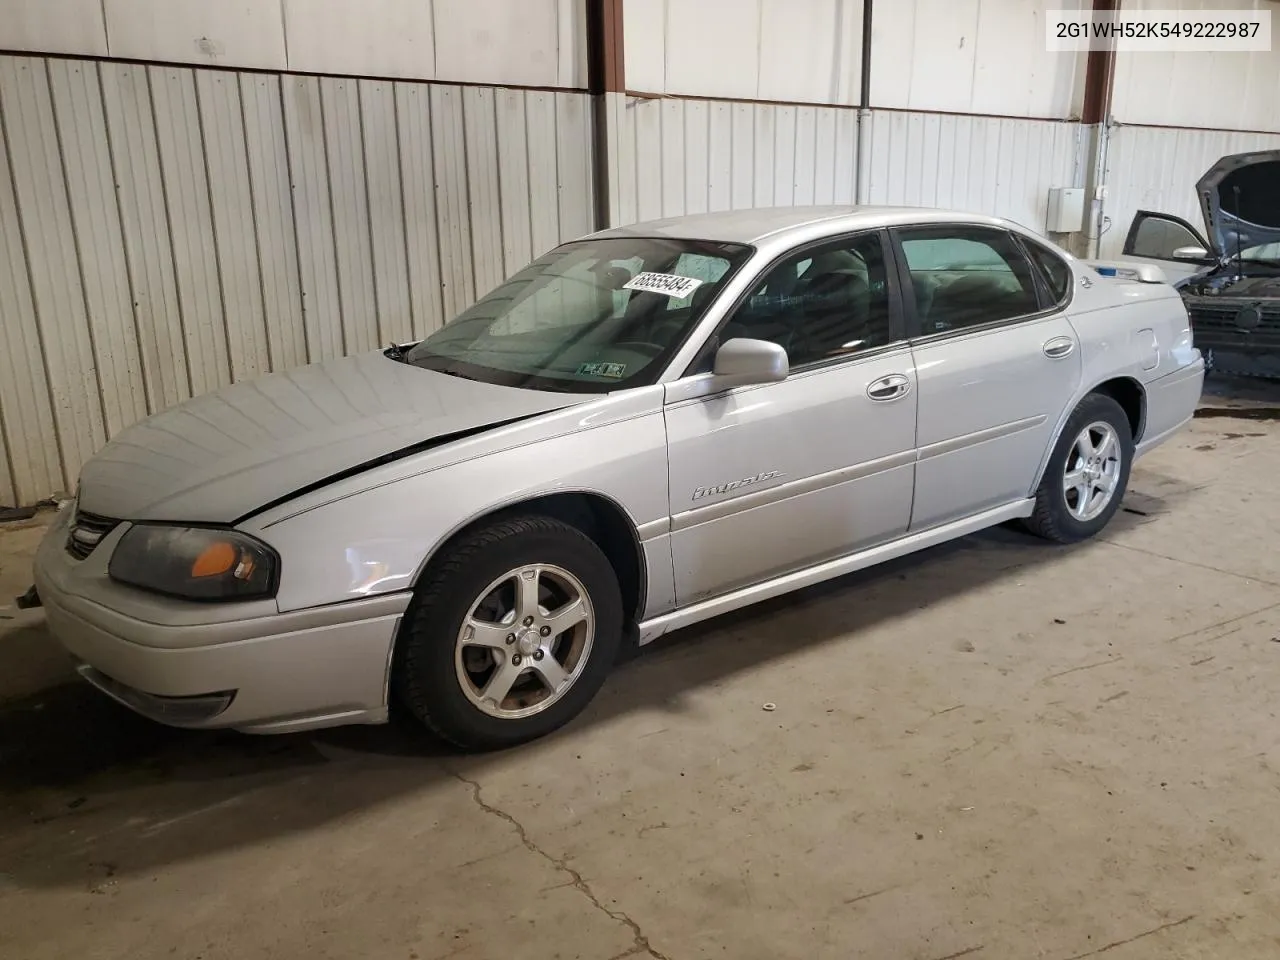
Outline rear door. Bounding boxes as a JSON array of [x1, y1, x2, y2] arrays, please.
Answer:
[[1120, 211, 1214, 282], [891, 225, 1083, 531]]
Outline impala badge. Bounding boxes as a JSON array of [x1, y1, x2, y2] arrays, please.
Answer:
[[692, 471, 782, 501]]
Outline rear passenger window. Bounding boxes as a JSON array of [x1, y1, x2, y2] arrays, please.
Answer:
[[898, 226, 1041, 335], [1024, 239, 1073, 305]]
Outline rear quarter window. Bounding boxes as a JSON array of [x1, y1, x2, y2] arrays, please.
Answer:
[[1024, 240, 1073, 305]]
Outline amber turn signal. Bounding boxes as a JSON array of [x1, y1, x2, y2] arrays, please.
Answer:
[[191, 541, 238, 578]]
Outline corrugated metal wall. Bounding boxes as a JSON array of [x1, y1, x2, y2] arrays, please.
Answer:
[[0, 54, 594, 506], [1101, 125, 1280, 258], [624, 0, 1087, 120], [0, 0, 589, 89], [608, 96, 862, 226], [1110, 0, 1280, 132], [607, 95, 1082, 239], [861, 111, 1081, 235]]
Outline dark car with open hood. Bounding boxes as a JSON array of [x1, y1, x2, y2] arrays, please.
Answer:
[[1122, 149, 1280, 378]]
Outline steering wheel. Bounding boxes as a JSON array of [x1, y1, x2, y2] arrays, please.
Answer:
[[613, 340, 665, 357]]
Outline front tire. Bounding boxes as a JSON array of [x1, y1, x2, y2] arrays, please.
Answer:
[[391, 515, 623, 750], [1023, 392, 1133, 544]]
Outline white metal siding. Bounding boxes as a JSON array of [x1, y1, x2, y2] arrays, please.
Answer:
[[0, 54, 594, 505], [0, 57, 109, 495], [611, 97, 862, 224], [0, 0, 587, 89], [0, 0, 108, 57], [610, 97, 1080, 239], [625, 0, 865, 105], [863, 111, 1081, 236], [870, 0, 1087, 119], [1111, 0, 1280, 132], [1101, 124, 1280, 258], [624, 0, 1084, 118], [104, 0, 289, 70]]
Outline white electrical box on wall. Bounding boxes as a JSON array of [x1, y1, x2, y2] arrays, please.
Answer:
[[1046, 187, 1086, 233]]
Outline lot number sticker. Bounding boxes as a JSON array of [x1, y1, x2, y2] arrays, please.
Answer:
[[623, 272, 704, 299], [577, 361, 628, 379]]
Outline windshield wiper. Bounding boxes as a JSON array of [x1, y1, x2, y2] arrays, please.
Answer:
[[434, 367, 480, 382], [384, 341, 406, 362]]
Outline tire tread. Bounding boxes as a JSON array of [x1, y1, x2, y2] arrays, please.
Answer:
[[392, 515, 616, 750], [1022, 392, 1133, 545]]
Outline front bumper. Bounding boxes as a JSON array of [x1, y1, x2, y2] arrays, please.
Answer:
[[33, 508, 410, 734]]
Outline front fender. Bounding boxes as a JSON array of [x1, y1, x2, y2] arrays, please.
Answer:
[[243, 402, 670, 615]]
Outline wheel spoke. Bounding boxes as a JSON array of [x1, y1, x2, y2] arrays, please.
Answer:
[[461, 617, 511, 651], [1075, 429, 1096, 459], [1097, 430, 1118, 463], [1064, 468, 1087, 491], [515, 567, 542, 621], [481, 659, 524, 706], [543, 597, 587, 635], [532, 654, 569, 692], [1072, 483, 1093, 515]]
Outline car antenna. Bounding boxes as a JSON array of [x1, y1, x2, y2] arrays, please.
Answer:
[[1233, 184, 1245, 279]]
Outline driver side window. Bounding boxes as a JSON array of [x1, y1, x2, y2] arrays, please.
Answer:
[[720, 232, 895, 368], [1127, 214, 1205, 260]]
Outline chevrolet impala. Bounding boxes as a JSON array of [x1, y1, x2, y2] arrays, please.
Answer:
[[32, 206, 1205, 749]]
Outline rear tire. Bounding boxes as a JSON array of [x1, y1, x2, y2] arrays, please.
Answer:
[[1023, 392, 1133, 544], [391, 515, 623, 750]]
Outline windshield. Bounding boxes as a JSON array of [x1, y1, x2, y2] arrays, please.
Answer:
[[1240, 242, 1280, 263], [403, 237, 753, 392]]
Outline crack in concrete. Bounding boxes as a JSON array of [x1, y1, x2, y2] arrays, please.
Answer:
[[1059, 914, 1195, 960], [1165, 600, 1280, 645], [843, 884, 900, 905], [1099, 538, 1280, 588], [604, 947, 656, 960], [1041, 656, 1125, 683], [452, 769, 672, 960], [926, 947, 984, 960]]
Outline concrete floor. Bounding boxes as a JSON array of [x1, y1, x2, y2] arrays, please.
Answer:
[[3, 380, 1280, 960]]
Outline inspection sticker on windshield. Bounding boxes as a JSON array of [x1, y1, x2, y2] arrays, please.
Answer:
[[577, 361, 627, 379], [623, 272, 704, 299]]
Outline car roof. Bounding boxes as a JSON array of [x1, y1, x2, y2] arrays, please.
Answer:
[[587, 205, 1031, 246]]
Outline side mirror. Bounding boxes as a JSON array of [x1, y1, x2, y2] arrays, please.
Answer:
[[1171, 245, 1209, 261], [712, 337, 789, 388]]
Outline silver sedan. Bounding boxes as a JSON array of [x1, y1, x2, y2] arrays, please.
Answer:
[[32, 206, 1205, 749]]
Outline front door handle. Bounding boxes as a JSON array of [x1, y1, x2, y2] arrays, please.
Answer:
[[867, 374, 911, 402], [1043, 336, 1076, 359]]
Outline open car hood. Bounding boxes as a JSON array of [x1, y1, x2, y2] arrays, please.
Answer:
[[1197, 150, 1280, 259]]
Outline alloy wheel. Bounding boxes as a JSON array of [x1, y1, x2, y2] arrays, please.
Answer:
[[454, 563, 596, 720], [1063, 420, 1122, 523]]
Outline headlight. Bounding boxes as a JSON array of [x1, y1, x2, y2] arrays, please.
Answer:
[[108, 526, 279, 602]]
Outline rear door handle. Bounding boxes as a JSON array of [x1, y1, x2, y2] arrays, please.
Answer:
[[1043, 336, 1076, 359], [867, 374, 911, 402]]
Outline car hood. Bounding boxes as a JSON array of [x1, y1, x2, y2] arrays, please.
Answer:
[[1197, 150, 1280, 259], [77, 351, 586, 523]]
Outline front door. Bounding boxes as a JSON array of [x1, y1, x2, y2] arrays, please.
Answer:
[[892, 224, 1083, 531], [1120, 210, 1215, 283], [664, 230, 919, 607]]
